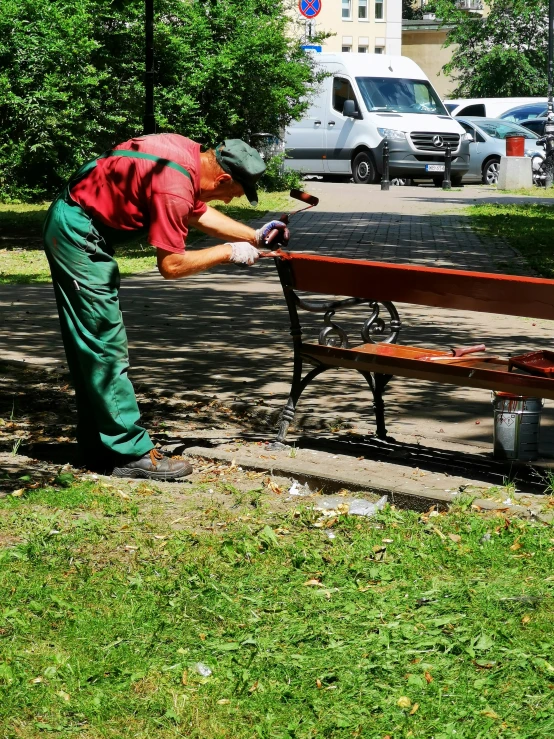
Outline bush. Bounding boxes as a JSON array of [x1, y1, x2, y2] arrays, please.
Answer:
[[259, 154, 303, 193], [0, 0, 326, 202]]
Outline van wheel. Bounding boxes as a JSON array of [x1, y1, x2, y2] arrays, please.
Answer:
[[352, 152, 377, 184]]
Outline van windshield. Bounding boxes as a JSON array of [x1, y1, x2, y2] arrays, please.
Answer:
[[356, 77, 448, 115]]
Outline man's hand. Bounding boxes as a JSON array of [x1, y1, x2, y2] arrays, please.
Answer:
[[227, 242, 260, 266], [256, 220, 290, 248]]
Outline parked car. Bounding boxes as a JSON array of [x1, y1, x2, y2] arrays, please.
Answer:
[[517, 108, 554, 136], [500, 103, 547, 123], [445, 97, 547, 118], [520, 117, 547, 136], [284, 52, 470, 185], [457, 117, 544, 185]]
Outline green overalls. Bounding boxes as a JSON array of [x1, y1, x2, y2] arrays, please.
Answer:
[[43, 150, 192, 466]]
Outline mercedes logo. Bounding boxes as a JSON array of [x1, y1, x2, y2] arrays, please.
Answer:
[[433, 135, 444, 147]]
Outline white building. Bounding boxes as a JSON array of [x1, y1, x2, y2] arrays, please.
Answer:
[[294, 0, 402, 56]]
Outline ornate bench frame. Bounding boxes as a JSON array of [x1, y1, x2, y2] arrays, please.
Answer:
[[271, 251, 554, 447], [274, 255, 402, 443]]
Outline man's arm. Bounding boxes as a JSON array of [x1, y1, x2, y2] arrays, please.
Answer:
[[189, 205, 257, 244], [157, 244, 232, 279]]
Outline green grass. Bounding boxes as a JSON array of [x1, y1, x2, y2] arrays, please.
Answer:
[[495, 188, 554, 198], [0, 192, 290, 285], [1, 480, 554, 738], [470, 202, 554, 277]]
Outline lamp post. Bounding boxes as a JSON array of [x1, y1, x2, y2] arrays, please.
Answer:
[[545, 0, 554, 186], [143, 0, 156, 135]]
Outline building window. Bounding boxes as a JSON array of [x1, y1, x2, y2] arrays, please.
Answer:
[[342, 0, 352, 19], [342, 45, 352, 52], [358, 0, 368, 18], [375, 0, 384, 19], [358, 45, 368, 53], [374, 46, 384, 53]]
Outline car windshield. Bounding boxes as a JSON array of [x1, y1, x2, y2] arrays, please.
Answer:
[[444, 103, 457, 114], [476, 121, 539, 139], [500, 104, 547, 122], [356, 77, 448, 115]]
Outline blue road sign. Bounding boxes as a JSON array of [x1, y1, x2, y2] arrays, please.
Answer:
[[299, 0, 321, 19]]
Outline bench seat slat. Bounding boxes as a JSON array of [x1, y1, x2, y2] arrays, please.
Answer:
[[301, 342, 554, 401], [283, 253, 554, 321]]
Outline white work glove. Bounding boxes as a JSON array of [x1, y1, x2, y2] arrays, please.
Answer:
[[255, 220, 290, 248], [227, 242, 260, 266]]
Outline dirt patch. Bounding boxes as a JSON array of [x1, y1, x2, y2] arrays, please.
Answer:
[[0, 360, 374, 520], [0, 532, 22, 547], [0, 359, 280, 496], [85, 457, 367, 530]]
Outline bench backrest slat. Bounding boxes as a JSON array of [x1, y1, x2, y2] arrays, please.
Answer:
[[282, 254, 554, 321]]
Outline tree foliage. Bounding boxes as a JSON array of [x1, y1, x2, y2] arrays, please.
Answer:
[[435, 0, 548, 97], [402, 0, 423, 20], [0, 0, 324, 201]]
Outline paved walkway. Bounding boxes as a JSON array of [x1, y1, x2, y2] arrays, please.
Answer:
[[2, 183, 554, 485], [271, 182, 533, 273]]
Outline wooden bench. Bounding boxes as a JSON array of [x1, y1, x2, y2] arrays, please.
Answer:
[[272, 252, 554, 444]]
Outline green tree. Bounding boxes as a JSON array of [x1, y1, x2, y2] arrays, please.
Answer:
[[435, 0, 548, 97], [0, 0, 324, 201], [403, 0, 423, 20]]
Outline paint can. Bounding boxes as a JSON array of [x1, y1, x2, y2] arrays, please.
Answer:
[[491, 392, 543, 461]]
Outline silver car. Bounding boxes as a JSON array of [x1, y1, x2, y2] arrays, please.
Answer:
[[457, 117, 544, 185]]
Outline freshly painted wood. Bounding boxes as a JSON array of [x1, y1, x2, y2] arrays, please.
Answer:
[[301, 342, 554, 400], [281, 253, 554, 320]]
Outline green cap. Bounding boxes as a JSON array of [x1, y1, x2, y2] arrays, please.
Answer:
[[215, 139, 266, 206]]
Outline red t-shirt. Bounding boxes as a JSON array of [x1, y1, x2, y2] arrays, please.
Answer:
[[70, 134, 207, 254]]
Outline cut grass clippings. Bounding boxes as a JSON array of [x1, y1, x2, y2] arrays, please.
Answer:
[[470, 201, 554, 277], [0, 192, 290, 285], [1, 479, 554, 737]]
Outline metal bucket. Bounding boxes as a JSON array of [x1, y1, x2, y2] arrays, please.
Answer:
[[491, 392, 543, 461]]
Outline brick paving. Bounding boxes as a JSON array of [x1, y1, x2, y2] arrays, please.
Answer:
[[245, 181, 534, 274]]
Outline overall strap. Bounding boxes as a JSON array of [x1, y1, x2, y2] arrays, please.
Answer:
[[100, 149, 192, 180], [67, 157, 101, 188]]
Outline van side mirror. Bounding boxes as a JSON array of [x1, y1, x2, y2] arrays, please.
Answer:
[[343, 100, 359, 118]]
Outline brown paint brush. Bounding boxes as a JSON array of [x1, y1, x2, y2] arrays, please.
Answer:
[[425, 344, 486, 362]]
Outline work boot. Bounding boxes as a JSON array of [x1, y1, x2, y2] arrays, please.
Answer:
[[112, 448, 193, 480]]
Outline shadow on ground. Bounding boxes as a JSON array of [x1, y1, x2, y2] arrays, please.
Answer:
[[1, 203, 554, 492]]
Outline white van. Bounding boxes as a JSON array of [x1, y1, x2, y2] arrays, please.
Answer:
[[285, 53, 470, 185], [445, 98, 548, 119]]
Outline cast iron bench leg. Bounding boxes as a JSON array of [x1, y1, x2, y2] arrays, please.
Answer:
[[360, 371, 393, 440], [275, 362, 327, 443]]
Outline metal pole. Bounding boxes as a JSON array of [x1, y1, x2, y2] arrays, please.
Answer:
[[442, 144, 452, 190], [143, 0, 156, 135], [381, 140, 390, 191], [545, 0, 554, 186]]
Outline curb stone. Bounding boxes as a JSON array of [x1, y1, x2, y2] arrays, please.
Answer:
[[180, 443, 550, 521]]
